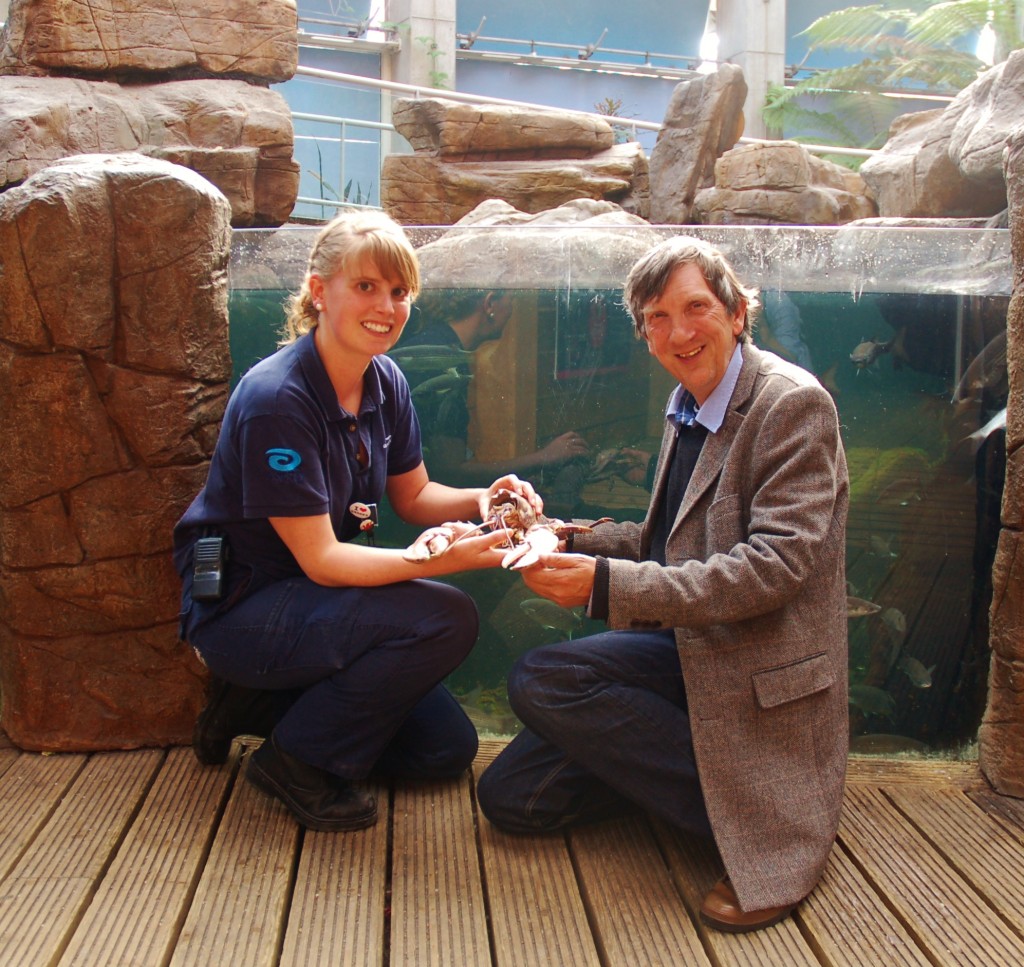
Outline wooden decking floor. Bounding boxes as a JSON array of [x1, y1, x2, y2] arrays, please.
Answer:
[[1, 729, 1021, 967]]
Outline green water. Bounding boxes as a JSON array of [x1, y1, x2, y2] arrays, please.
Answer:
[[228, 285, 1008, 754]]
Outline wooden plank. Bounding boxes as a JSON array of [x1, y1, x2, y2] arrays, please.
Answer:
[[652, 823, 820, 966], [968, 786, 1024, 838], [570, 815, 710, 967], [390, 773, 491, 967], [473, 784, 598, 966], [279, 779, 390, 967], [170, 747, 301, 967], [885, 784, 1024, 937], [0, 730, 19, 779], [799, 844, 931, 967], [839, 785, 1024, 965], [0, 751, 86, 882], [846, 756, 982, 787], [0, 750, 163, 967], [58, 748, 235, 967]]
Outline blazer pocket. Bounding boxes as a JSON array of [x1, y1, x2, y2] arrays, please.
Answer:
[[706, 492, 743, 547], [752, 652, 835, 709]]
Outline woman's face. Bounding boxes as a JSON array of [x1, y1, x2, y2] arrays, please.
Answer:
[[310, 257, 413, 362]]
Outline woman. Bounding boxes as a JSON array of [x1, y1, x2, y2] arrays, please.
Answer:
[[174, 210, 539, 832]]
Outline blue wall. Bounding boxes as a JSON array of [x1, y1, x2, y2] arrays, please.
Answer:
[[456, 0, 707, 62]]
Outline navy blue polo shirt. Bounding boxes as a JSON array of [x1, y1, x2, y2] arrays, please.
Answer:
[[173, 332, 423, 594]]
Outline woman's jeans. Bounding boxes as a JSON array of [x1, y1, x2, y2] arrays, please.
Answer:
[[184, 576, 479, 781], [477, 628, 712, 836]]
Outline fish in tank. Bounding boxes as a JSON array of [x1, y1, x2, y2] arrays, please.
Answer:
[[226, 223, 1012, 752]]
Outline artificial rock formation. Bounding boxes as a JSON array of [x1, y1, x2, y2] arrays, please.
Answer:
[[0, 76, 298, 226], [392, 97, 614, 160], [0, 0, 298, 81], [980, 125, 1024, 796], [414, 197, 661, 289], [692, 140, 876, 225], [382, 97, 649, 224], [0, 154, 231, 751], [860, 48, 1024, 219], [0, 0, 299, 226], [648, 63, 747, 224]]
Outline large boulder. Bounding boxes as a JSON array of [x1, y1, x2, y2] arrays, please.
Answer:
[[949, 49, 1024, 198], [980, 123, 1024, 796], [391, 97, 614, 160], [382, 96, 648, 225], [0, 153, 231, 751], [860, 49, 1024, 219], [414, 198, 661, 288], [860, 107, 1007, 218], [0, 0, 298, 82], [0, 75, 298, 226], [382, 141, 649, 225], [693, 141, 876, 225], [649, 64, 747, 224]]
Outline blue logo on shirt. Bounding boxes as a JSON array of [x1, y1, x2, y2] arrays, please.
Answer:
[[266, 448, 302, 472]]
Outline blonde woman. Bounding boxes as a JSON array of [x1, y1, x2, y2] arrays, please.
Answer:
[[174, 210, 538, 831]]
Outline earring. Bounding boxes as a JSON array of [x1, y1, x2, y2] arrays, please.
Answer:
[[315, 303, 324, 312]]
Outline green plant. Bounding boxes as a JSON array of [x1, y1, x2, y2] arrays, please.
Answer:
[[763, 0, 1024, 163], [593, 96, 636, 143], [416, 35, 450, 89], [308, 143, 374, 211]]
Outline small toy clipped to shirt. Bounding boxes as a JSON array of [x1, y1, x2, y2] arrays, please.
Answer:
[[349, 502, 380, 545]]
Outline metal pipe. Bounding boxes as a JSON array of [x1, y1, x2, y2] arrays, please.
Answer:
[[293, 65, 877, 159]]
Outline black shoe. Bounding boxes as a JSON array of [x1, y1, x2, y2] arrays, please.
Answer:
[[193, 676, 282, 766], [246, 735, 378, 832]]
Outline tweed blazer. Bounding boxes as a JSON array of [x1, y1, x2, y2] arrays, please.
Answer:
[[573, 341, 849, 911]]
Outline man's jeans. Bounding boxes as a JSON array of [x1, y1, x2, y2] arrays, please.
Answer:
[[477, 628, 712, 836], [185, 577, 479, 781]]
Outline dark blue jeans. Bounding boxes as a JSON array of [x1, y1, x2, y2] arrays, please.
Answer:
[[477, 629, 712, 836], [184, 576, 479, 781]]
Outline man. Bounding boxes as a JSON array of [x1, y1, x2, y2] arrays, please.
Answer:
[[476, 236, 849, 933]]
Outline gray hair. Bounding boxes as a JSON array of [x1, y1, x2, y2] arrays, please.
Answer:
[[623, 236, 760, 342]]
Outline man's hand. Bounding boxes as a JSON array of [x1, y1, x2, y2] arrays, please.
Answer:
[[520, 553, 597, 608]]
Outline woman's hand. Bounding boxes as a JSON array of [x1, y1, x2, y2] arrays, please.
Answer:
[[480, 473, 543, 520], [534, 430, 590, 466]]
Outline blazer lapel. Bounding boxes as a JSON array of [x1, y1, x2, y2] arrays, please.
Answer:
[[674, 342, 759, 526]]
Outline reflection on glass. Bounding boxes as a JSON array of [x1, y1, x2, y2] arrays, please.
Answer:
[[227, 225, 1011, 756]]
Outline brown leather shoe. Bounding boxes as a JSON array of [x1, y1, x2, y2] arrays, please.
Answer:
[[699, 877, 797, 933]]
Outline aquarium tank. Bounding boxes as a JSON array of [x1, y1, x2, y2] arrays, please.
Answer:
[[228, 223, 1012, 757]]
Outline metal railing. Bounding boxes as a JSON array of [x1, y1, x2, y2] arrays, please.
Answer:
[[293, 64, 878, 159]]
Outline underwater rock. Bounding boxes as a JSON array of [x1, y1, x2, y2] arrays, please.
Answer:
[[0, 154, 229, 751]]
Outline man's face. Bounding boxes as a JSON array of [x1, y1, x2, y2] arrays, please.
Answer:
[[641, 263, 745, 405]]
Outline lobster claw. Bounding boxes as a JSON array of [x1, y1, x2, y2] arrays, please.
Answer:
[[402, 525, 458, 562], [501, 525, 560, 570]]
